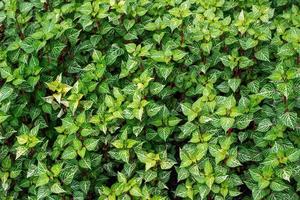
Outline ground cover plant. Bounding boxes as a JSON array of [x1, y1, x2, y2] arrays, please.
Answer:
[[0, 0, 300, 199]]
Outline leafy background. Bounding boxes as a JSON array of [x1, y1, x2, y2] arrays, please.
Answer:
[[0, 0, 300, 199]]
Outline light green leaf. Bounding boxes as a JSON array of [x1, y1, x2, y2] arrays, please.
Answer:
[[181, 103, 197, 121], [51, 183, 66, 194], [84, 138, 99, 151], [220, 117, 235, 132], [36, 174, 49, 187], [0, 85, 13, 103], [61, 146, 77, 160]]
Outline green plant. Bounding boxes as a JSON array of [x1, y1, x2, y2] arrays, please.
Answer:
[[0, 0, 300, 199]]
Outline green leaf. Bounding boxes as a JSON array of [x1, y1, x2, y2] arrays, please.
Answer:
[[130, 185, 142, 197], [277, 44, 294, 57], [172, 49, 187, 61], [84, 138, 99, 151], [51, 163, 62, 177], [270, 180, 289, 192], [204, 160, 213, 175], [60, 164, 78, 185], [0, 85, 13, 102], [226, 156, 242, 167], [61, 146, 77, 160], [36, 174, 49, 187], [146, 103, 162, 117], [125, 43, 136, 53], [79, 158, 92, 169], [220, 117, 235, 132], [78, 2, 92, 15], [228, 78, 241, 92], [279, 112, 297, 129], [256, 119, 272, 132], [158, 127, 172, 141], [79, 181, 90, 194], [252, 187, 269, 200], [240, 38, 258, 50], [179, 122, 197, 138], [287, 149, 300, 162], [16, 146, 28, 160], [160, 158, 176, 169], [20, 37, 35, 53], [236, 114, 252, 129], [151, 50, 171, 63], [150, 82, 165, 95], [255, 48, 269, 62], [51, 183, 66, 194], [181, 103, 197, 121]]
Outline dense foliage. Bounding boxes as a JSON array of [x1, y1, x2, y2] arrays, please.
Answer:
[[0, 0, 300, 199]]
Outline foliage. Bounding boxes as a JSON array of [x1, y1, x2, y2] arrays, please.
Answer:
[[0, 0, 300, 199]]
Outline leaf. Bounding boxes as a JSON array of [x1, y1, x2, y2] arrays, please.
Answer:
[[51, 163, 62, 177], [196, 143, 208, 161], [179, 149, 192, 168], [17, 134, 28, 145], [220, 117, 235, 132], [196, 185, 210, 200], [228, 78, 241, 92], [158, 127, 172, 141], [277, 43, 294, 57], [236, 114, 252, 129], [252, 186, 268, 200], [151, 50, 171, 63], [130, 185, 142, 197], [79, 181, 91, 194], [240, 38, 258, 50], [124, 19, 135, 31], [279, 112, 297, 129], [79, 158, 92, 169], [168, 18, 182, 31], [144, 170, 157, 182], [226, 156, 242, 167], [204, 160, 213, 175], [160, 158, 176, 169], [51, 183, 66, 194], [78, 2, 92, 15], [287, 149, 300, 162], [270, 180, 289, 192], [36, 174, 49, 187], [150, 82, 165, 95], [175, 184, 187, 198], [172, 49, 187, 61], [60, 164, 78, 185], [179, 122, 197, 138], [20, 37, 35, 53], [0, 85, 13, 102], [61, 146, 77, 160], [255, 48, 270, 61], [84, 138, 99, 151], [125, 43, 136, 53], [51, 42, 66, 58], [257, 119, 272, 132], [157, 65, 173, 80], [181, 103, 197, 121], [37, 186, 51, 200], [177, 168, 189, 181], [16, 146, 28, 160]]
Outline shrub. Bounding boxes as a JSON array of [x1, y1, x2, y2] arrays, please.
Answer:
[[0, 0, 300, 199]]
